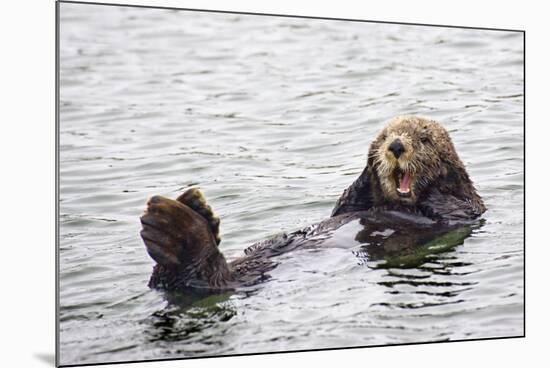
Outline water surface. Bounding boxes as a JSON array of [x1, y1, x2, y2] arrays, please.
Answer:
[[59, 3, 524, 365]]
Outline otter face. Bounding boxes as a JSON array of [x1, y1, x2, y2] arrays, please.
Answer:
[[370, 116, 447, 205]]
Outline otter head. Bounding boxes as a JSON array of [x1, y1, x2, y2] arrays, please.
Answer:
[[368, 116, 455, 206]]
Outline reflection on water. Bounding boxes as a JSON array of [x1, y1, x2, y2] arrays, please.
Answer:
[[356, 223, 477, 268], [146, 294, 237, 350], [58, 3, 524, 366]]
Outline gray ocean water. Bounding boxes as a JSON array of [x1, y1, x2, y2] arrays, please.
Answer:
[[58, 3, 524, 366]]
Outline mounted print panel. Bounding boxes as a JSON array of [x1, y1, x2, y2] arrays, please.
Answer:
[[57, 1, 524, 366]]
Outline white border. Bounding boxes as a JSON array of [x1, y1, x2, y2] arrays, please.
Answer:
[[2, 1, 546, 367]]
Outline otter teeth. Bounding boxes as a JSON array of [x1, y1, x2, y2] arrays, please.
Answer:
[[396, 171, 412, 197]]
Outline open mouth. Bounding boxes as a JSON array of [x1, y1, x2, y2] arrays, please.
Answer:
[[393, 168, 413, 197]]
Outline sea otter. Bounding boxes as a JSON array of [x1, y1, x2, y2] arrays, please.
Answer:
[[140, 116, 486, 292]]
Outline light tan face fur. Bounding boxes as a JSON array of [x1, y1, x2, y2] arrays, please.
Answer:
[[370, 116, 445, 205]]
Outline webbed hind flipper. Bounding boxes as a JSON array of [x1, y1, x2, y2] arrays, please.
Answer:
[[177, 188, 221, 246]]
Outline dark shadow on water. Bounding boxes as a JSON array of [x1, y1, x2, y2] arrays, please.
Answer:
[[354, 221, 481, 269], [348, 217, 485, 307], [143, 291, 238, 348], [33, 353, 55, 366]]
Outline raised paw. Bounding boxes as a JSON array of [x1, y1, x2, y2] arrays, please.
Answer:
[[140, 194, 233, 290], [177, 188, 221, 245], [140, 195, 218, 268]]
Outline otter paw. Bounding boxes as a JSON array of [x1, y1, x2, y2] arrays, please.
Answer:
[[177, 188, 221, 245], [140, 195, 217, 268]]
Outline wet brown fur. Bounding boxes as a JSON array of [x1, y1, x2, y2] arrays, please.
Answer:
[[141, 116, 486, 292], [332, 116, 486, 219], [141, 194, 232, 290]]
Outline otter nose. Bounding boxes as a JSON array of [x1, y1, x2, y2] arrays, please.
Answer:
[[388, 139, 405, 159]]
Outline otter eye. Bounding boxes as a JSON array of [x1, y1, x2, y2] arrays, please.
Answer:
[[420, 136, 430, 144]]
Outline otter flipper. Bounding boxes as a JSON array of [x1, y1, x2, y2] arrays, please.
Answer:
[[140, 195, 232, 290], [177, 188, 221, 245]]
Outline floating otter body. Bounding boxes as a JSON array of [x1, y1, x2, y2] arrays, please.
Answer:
[[140, 116, 486, 293]]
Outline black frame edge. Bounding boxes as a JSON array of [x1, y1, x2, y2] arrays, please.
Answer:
[[57, 0, 525, 33], [55, 0, 61, 367]]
